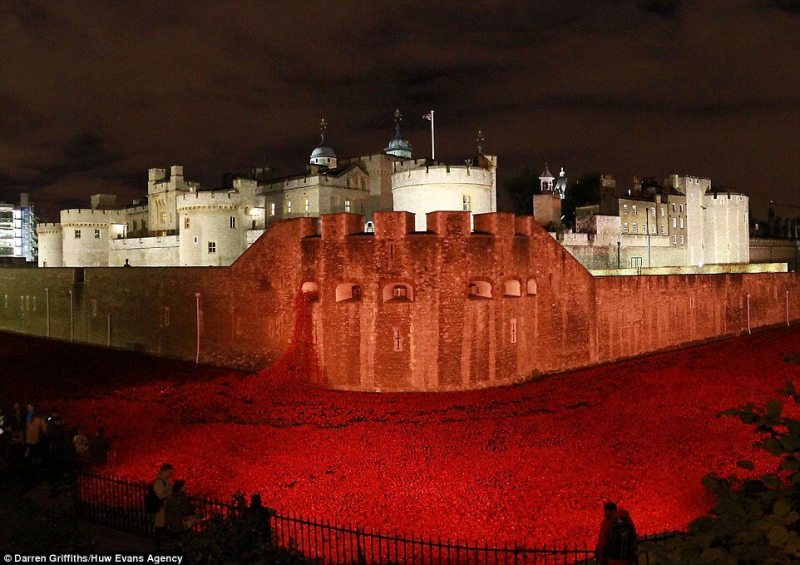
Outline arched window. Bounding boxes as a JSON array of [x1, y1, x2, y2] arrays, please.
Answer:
[[365, 221, 375, 233], [301, 282, 319, 301], [526, 278, 538, 296], [462, 194, 472, 211], [467, 280, 492, 299], [382, 282, 414, 303], [335, 283, 362, 303], [504, 279, 522, 297]]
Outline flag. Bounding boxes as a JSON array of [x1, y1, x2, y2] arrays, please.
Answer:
[[422, 112, 432, 121]]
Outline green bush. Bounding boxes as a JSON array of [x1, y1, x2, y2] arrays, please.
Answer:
[[642, 382, 800, 564]]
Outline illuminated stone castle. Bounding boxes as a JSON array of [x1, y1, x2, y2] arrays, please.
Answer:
[[37, 113, 497, 267], [4, 209, 800, 392]]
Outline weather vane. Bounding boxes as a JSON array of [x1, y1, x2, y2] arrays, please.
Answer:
[[393, 109, 402, 136], [477, 129, 485, 154]]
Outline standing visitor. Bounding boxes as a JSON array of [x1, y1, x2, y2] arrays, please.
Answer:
[[596, 501, 638, 565], [147, 463, 175, 544], [89, 427, 110, 464]]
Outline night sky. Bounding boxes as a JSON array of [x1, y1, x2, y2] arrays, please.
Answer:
[[1, 0, 799, 220]]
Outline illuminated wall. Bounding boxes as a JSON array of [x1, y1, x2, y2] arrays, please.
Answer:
[[2, 212, 800, 392]]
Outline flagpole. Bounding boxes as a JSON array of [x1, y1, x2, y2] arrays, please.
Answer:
[[430, 110, 435, 161]]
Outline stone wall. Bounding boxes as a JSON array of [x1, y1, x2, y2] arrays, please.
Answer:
[[1, 212, 798, 392]]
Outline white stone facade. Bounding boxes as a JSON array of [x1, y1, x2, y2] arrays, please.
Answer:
[[37, 152, 500, 267], [564, 174, 750, 271], [392, 164, 496, 231]]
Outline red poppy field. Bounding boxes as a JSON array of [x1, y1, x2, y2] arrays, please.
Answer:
[[2, 325, 799, 546]]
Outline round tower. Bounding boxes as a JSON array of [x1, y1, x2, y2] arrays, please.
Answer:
[[392, 165, 494, 231], [37, 223, 63, 267], [177, 191, 245, 266]]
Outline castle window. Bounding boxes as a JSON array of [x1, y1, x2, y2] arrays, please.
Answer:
[[679, 204, 684, 213], [383, 282, 413, 303], [503, 279, 522, 297], [161, 212, 167, 222], [335, 283, 362, 303], [660, 226, 666, 235], [345, 200, 351, 213], [623, 222, 628, 233], [672, 218, 677, 228], [632, 205, 637, 215], [75, 229, 81, 239], [661, 207, 665, 217], [467, 280, 492, 299], [672, 235, 677, 244], [463, 195, 472, 211], [650, 207, 655, 217], [393, 328, 402, 352], [679, 218, 684, 229], [365, 221, 375, 233], [301, 282, 319, 298], [32, 296, 36, 311], [193, 236, 198, 244], [270, 203, 276, 216], [94, 229, 100, 239], [304, 198, 310, 212], [623, 204, 628, 215], [185, 217, 190, 229], [229, 216, 236, 229], [287, 201, 292, 214], [632, 223, 637, 233], [680, 235, 684, 244], [208, 241, 216, 254], [510, 318, 518, 344], [526, 278, 538, 295]]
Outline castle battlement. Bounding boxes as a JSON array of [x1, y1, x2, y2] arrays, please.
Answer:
[[176, 190, 242, 211], [37, 222, 62, 232], [307, 211, 537, 242], [392, 165, 493, 188], [60, 209, 126, 225]]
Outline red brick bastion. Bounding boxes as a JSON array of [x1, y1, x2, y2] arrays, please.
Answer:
[[0, 211, 798, 391]]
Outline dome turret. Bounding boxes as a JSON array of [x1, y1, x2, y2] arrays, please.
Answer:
[[553, 166, 568, 200], [310, 118, 337, 169], [383, 109, 412, 159]]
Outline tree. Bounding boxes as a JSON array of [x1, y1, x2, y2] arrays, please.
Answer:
[[642, 379, 800, 564], [563, 173, 601, 228], [503, 167, 540, 215]]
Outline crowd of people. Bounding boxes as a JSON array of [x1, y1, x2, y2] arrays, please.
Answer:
[[0, 402, 110, 490], [148, 463, 273, 551]]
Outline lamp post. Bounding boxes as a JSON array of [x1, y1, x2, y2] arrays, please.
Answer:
[[194, 292, 201, 364]]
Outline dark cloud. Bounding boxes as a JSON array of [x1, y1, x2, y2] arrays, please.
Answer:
[[0, 0, 798, 220]]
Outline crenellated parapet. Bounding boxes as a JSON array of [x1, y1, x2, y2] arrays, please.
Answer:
[[176, 190, 242, 212], [60, 209, 126, 226]]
